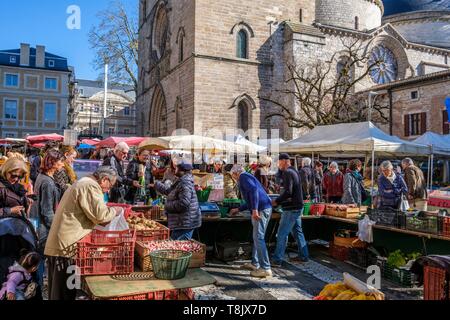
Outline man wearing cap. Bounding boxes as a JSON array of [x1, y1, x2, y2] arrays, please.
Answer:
[[230, 165, 273, 278], [271, 153, 309, 267], [154, 162, 201, 240]]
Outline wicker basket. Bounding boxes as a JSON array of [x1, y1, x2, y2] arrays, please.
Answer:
[[149, 250, 192, 280]]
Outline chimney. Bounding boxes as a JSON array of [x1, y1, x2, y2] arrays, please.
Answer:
[[36, 45, 45, 68], [20, 43, 30, 66]]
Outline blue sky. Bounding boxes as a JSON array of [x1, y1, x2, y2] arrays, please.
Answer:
[[0, 0, 137, 80]]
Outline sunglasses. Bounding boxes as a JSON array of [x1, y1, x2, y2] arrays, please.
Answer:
[[9, 173, 24, 180]]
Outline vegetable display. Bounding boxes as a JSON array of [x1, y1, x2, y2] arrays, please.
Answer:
[[143, 240, 204, 253], [316, 282, 376, 301], [127, 216, 163, 231]]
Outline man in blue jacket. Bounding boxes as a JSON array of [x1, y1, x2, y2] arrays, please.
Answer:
[[230, 165, 273, 278], [271, 153, 309, 267]]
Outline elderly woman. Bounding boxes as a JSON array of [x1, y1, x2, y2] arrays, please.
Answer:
[[154, 162, 201, 241], [254, 156, 272, 194], [54, 145, 78, 198], [45, 167, 121, 300], [0, 158, 30, 217], [342, 159, 364, 206], [378, 161, 408, 209], [300, 157, 315, 200], [323, 162, 344, 203]]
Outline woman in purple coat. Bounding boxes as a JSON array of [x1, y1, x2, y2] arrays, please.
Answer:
[[378, 161, 408, 209]]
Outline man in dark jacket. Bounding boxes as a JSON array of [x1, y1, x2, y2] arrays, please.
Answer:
[[103, 142, 139, 203], [154, 162, 201, 240], [300, 157, 316, 201], [272, 153, 309, 267], [125, 149, 156, 204]]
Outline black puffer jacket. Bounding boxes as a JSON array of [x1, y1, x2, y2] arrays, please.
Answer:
[[155, 174, 201, 231], [125, 159, 156, 202]]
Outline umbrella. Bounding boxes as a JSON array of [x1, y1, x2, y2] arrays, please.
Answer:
[[96, 137, 146, 148], [27, 133, 64, 144], [77, 143, 95, 150], [81, 139, 100, 146], [138, 137, 170, 151]]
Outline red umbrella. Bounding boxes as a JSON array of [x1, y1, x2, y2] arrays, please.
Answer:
[[27, 133, 64, 144], [81, 139, 100, 146], [96, 137, 146, 148]]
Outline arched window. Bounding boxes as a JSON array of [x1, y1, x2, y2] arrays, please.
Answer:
[[355, 16, 359, 30], [149, 85, 168, 137], [238, 101, 249, 133], [236, 30, 248, 59], [152, 4, 169, 60], [177, 28, 185, 64]]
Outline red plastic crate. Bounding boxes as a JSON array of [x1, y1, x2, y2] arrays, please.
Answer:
[[310, 204, 326, 216], [108, 288, 195, 301], [424, 266, 449, 300], [329, 242, 349, 261], [428, 197, 450, 208], [76, 229, 136, 276], [442, 217, 450, 237], [107, 203, 133, 218], [127, 212, 170, 242]]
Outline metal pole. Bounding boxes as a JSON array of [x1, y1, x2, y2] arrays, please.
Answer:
[[102, 63, 108, 136], [368, 94, 372, 123], [427, 155, 431, 190], [371, 148, 375, 209], [430, 153, 435, 190]]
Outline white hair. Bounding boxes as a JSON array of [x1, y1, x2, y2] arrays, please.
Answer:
[[93, 166, 118, 181], [303, 157, 312, 166], [380, 160, 393, 170], [115, 142, 130, 152], [230, 165, 245, 176], [259, 155, 272, 166], [329, 162, 339, 170], [402, 158, 414, 166]]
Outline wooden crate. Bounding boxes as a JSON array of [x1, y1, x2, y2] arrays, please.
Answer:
[[135, 240, 206, 272], [326, 205, 360, 219]]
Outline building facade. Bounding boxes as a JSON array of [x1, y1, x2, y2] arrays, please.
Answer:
[[137, 0, 450, 141], [68, 80, 137, 138], [0, 44, 72, 138]]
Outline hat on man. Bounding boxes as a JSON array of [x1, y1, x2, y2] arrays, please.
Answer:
[[177, 162, 193, 171], [279, 153, 290, 161]]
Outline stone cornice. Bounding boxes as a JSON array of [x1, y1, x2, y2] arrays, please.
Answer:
[[314, 22, 450, 55]]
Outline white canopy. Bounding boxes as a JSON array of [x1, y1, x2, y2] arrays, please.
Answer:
[[225, 135, 267, 153], [280, 122, 431, 156], [414, 132, 450, 156]]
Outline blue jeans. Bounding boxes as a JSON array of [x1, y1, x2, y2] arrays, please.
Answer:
[[251, 208, 272, 271], [273, 209, 309, 263], [171, 229, 194, 241]]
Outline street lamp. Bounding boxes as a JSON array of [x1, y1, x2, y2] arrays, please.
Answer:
[[368, 90, 387, 123]]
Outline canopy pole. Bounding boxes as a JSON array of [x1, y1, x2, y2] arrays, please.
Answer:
[[430, 153, 435, 190], [371, 148, 375, 209], [427, 155, 431, 190]]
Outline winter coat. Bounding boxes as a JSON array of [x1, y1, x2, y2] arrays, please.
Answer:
[[155, 173, 201, 231], [0, 180, 28, 217], [125, 159, 156, 203], [103, 155, 133, 203], [0, 263, 32, 299], [45, 176, 117, 258], [342, 171, 363, 205], [276, 166, 304, 211], [378, 173, 408, 209], [300, 166, 315, 200], [29, 174, 60, 253], [404, 165, 427, 201], [323, 171, 344, 198]]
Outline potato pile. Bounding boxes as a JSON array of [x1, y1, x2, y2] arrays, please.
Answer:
[[127, 216, 161, 231]]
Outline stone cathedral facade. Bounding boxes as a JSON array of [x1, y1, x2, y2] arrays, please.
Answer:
[[137, 0, 450, 141]]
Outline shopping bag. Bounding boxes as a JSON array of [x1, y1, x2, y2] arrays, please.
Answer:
[[399, 195, 410, 212], [94, 208, 129, 232], [357, 215, 376, 243]]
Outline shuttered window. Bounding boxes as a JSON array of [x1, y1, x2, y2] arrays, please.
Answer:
[[404, 112, 427, 137]]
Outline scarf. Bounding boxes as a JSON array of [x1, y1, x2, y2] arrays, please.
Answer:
[[385, 172, 396, 185], [0, 177, 27, 197], [352, 170, 363, 181]]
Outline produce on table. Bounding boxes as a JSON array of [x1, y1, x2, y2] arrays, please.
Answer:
[[386, 250, 407, 268], [143, 240, 204, 253], [315, 274, 384, 300], [127, 216, 163, 231]]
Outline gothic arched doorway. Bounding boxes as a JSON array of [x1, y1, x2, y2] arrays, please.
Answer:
[[149, 85, 168, 137]]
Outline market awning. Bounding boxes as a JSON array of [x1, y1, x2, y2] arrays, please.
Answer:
[[413, 132, 450, 156], [225, 135, 267, 154], [0, 138, 28, 145], [81, 139, 101, 146], [280, 122, 431, 156], [96, 137, 146, 148], [138, 137, 170, 151], [27, 133, 64, 144]]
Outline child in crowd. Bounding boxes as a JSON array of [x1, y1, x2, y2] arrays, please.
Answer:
[[0, 251, 41, 300]]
